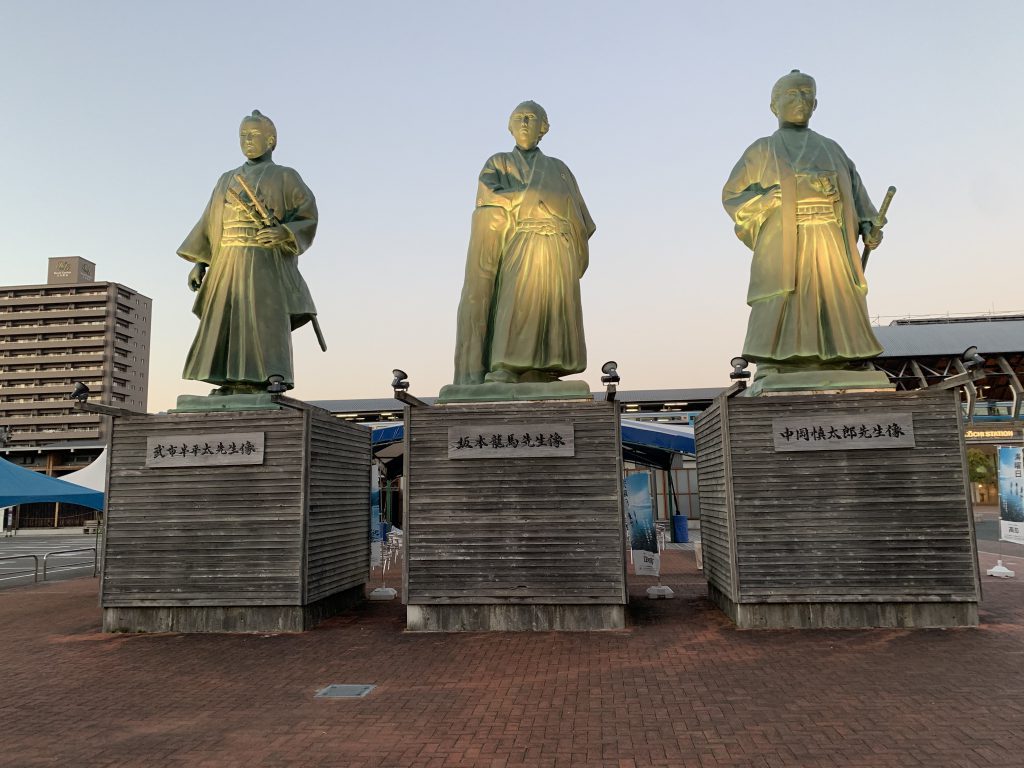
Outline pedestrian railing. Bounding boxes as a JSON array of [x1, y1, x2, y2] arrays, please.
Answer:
[[41, 548, 97, 580], [0, 554, 40, 583]]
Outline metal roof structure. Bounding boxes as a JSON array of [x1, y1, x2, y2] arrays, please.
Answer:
[[870, 315, 1024, 415], [873, 316, 1024, 357]]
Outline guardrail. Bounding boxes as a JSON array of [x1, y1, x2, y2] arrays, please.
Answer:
[[41, 548, 97, 580], [0, 554, 39, 583]]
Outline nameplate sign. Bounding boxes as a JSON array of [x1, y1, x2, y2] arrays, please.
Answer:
[[448, 424, 574, 459], [146, 432, 265, 467], [772, 414, 915, 452]]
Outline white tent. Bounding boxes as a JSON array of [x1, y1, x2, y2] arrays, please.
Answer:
[[60, 448, 108, 493]]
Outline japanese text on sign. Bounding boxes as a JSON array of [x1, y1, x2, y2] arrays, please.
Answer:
[[447, 424, 574, 459], [145, 432, 265, 467], [772, 413, 915, 452]]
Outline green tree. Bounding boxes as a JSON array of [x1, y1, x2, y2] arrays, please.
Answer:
[[967, 448, 995, 484]]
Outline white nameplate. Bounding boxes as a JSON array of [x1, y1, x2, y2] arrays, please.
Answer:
[[772, 413, 915, 452], [448, 424, 574, 459], [146, 432, 265, 467]]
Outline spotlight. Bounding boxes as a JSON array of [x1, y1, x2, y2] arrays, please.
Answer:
[[70, 382, 91, 402], [729, 357, 751, 380], [266, 375, 288, 394], [961, 346, 985, 368], [390, 368, 427, 408], [391, 369, 409, 392], [600, 361, 620, 385]]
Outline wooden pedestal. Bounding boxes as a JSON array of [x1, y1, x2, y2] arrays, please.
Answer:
[[100, 401, 370, 632], [694, 388, 981, 629], [403, 399, 627, 631]]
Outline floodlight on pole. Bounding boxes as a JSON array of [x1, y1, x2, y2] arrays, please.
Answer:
[[70, 382, 91, 402], [601, 361, 620, 402], [729, 357, 751, 380], [961, 346, 985, 369], [390, 368, 427, 408]]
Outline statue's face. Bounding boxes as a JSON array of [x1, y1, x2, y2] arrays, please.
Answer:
[[508, 105, 547, 150], [239, 120, 275, 159], [772, 78, 816, 125]]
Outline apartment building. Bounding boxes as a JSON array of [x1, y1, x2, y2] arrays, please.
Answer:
[[0, 257, 151, 458]]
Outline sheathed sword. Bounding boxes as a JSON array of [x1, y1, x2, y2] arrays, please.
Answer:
[[234, 174, 276, 226], [232, 176, 328, 352], [861, 185, 896, 272]]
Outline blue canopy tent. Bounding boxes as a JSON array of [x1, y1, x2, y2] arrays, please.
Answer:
[[0, 456, 105, 510], [619, 419, 695, 469]]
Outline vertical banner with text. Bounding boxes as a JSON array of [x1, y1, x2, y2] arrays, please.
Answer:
[[370, 465, 382, 567], [625, 472, 659, 576], [998, 446, 1024, 545]]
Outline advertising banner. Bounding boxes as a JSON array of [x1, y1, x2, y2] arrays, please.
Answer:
[[370, 466, 382, 567], [625, 472, 659, 576], [997, 446, 1024, 546]]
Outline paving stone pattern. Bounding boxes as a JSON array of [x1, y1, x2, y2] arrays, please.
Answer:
[[2, 550, 1022, 767]]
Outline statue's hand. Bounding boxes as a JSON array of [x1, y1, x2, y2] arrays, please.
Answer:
[[256, 226, 291, 246], [863, 228, 883, 250], [187, 263, 207, 292], [861, 220, 884, 250]]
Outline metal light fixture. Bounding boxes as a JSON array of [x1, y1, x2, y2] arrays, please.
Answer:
[[601, 361, 620, 402], [729, 356, 751, 380], [600, 361, 620, 385], [390, 368, 427, 408], [266, 375, 288, 394], [961, 346, 985, 368], [70, 381, 91, 402]]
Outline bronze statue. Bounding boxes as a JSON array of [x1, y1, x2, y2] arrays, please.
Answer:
[[452, 101, 596, 386], [723, 71, 890, 392], [178, 110, 323, 395]]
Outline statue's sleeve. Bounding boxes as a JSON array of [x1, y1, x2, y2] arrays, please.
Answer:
[[564, 164, 595, 277], [177, 185, 218, 266], [475, 155, 514, 210], [279, 170, 318, 256], [842, 149, 879, 229], [722, 140, 779, 251]]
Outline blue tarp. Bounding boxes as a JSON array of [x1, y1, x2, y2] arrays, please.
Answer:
[[0, 457, 105, 510], [620, 419, 695, 455]]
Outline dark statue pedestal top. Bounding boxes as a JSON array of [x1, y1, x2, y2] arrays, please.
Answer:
[[437, 380, 591, 404], [171, 393, 283, 413]]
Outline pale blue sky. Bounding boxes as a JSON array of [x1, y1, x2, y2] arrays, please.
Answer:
[[4, 1, 1022, 411]]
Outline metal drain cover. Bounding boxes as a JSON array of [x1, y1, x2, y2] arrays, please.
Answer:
[[315, 684, 375, 699]]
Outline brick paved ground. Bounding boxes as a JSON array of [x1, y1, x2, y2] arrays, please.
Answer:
[[2, 550, 1022, 768]]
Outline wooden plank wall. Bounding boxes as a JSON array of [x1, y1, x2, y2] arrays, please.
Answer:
[[305, 410, 371, 603], [726, 389, 980, 603], [405, 400, 626, 605], [694, 398, 735, 600], [102, 410, 307, 607]]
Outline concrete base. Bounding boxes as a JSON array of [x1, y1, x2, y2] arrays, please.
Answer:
[[406, 604, 626, 632], [437, 380, 591, 403], [708, 583, 978, 629], [171, 393, 282, 412], [748, 368, 891, 396], [102, 584, 365, 633]]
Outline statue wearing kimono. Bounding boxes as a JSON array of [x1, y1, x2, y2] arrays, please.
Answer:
[[723, 71, 886, 384], [178, 111, 319, 394], [453, 101, 596, 386]]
